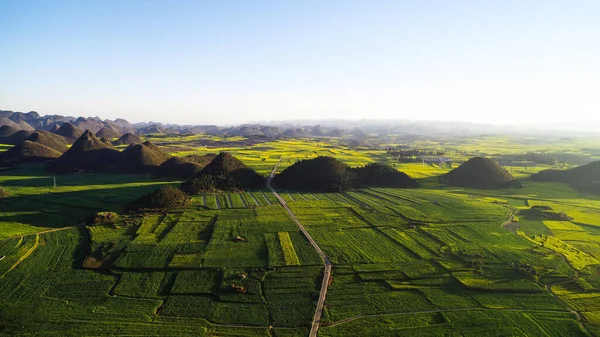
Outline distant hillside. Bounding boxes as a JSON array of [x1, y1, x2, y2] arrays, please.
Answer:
[[156, 154, 216, 179], [96, 125, 121, 139], [26, 131, 69, 153], [137, 125, 164, 134], [0, 125, 19, 138], [0, 130, 32, 145], [282, 128, 311, 138], [157, 157, 204, 179], [114, 133, 142, 145], [183, 154, 217, 166], [121, 141, 170, 173], [1, 140, 62, 162], [1, 131, 68, 163], [531, 161, 600, 194], [180, 152, 265, 193], [99, 137, 116, 147], [54, 122, 83, 142], [440, 157, 521, 189], [48, 130, 121, 173], [72, 117, 105, 133]]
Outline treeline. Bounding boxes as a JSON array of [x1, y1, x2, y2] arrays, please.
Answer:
[[494, 152, 592, 166], [386, 148, 446, 163]]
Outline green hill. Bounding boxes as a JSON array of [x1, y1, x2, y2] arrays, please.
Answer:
[[128, 186, 191, 211], [157, 157, 204, 179], [274, 157, 417, 192], [120, 141, 170, 173], [48, 130, 121, 173], [274, 156, 359, 192], [440, 157, 521, 189], [355, 162, 419, 188], [531, 161, 600, 194], [180, 152, 265, 193]]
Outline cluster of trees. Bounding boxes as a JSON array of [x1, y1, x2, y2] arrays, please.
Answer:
[[386, 148, 446, 163], [128, 186, 191, 211], [274, 156, 418, 192], [495, 151, 591, 166]]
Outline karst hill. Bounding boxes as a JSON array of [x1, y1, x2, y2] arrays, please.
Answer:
[[48, 130, 121, 173], [440, 157, 521, 189], [1, 131, 69, 163], [274, 156, 418, 192], [531, 161, 600, 194], [180, 152, 265, 193], [113, 133, 142, 145]]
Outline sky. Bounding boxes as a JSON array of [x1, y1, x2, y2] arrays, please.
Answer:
[[1, 0, 599, 126]]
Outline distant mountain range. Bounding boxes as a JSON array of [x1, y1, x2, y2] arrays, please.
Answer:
[[1, 109, 598, 138]]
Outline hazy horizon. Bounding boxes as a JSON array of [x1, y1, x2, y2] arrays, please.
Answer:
[[2, 0, 599, 125], [7, 107, 600, 135]]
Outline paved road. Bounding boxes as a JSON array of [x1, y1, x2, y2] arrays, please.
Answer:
[[267, 160, 332, 337]]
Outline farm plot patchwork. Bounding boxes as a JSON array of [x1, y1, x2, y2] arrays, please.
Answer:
[[2, 156, 600, 336], [0, 204, 325, 335], [284, 191, 595, 335]]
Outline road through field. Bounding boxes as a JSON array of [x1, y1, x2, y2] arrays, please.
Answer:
[[267, 160, 332, 337]]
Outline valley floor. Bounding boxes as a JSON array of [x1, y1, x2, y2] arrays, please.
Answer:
[[1, 177, 600, 336]]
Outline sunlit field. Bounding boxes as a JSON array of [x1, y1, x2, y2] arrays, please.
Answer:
[[1, 134, 600, 336]]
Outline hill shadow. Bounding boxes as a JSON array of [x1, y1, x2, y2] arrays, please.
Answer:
[[0, 183, 177, 230]]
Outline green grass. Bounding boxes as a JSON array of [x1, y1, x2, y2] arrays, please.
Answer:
[[278, 231, 301, 266], [3, 134, 600, 335]]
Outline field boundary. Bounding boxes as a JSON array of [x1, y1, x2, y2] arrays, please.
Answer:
[[1, 233, 40, 278]]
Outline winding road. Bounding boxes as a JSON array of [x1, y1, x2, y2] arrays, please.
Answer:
[[267, 160, 332, 337]]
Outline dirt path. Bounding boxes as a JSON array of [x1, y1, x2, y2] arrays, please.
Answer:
[[1, 223, 83, 277], [267, 159, 332, 337], [5, 223, 83, 240], [501, 210, 518, 233]]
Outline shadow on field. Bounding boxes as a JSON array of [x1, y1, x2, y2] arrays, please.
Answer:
[[0, 184, 176, 230], [74, 225, 91, 268]]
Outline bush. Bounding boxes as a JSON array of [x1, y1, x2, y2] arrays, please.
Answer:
[[88, 211, 119, 224], [128, 186, 192, 211]]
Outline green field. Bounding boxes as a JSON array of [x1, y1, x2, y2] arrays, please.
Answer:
[[1, 134, 600, 336]]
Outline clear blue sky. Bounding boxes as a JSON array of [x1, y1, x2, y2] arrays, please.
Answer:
[[1, 0, 599, 125]]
